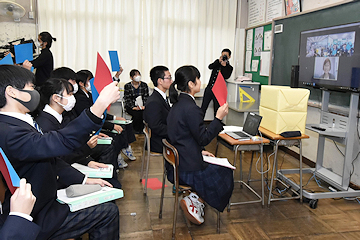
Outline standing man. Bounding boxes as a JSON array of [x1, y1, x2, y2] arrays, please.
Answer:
[[144, 66, 172, 153], [201, 49, 233, 116]]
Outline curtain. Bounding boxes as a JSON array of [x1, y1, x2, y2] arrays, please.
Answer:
[[38, 0, 237, 86]]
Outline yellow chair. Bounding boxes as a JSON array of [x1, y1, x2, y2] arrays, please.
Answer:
[[159, 139, 220, 239], [140, 121, 161, 195]]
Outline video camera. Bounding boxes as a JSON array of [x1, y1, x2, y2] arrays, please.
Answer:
[[222, 54, 228, 61], [0, 38, 36, 59]]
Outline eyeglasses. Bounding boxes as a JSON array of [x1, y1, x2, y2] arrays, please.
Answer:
[[163, 77, 172, 80]]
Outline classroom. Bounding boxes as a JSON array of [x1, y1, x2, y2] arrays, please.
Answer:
[[1, 0, 360, 239]]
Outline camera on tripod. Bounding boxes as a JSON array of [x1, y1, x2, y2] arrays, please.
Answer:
[[0, 38, 36, 59]]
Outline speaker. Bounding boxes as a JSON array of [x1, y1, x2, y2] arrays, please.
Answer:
[[290, 65, 299, 88]]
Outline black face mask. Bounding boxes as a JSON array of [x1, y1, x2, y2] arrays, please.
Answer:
[[12, 89, 40, 112]]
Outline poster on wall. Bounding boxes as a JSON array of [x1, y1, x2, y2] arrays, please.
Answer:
[[254, 27, 264, 57], [266, 0, 285, 22], [285, 0, 301, 16], [246, 29, 253, 51], [248, 0, 266, 28], [264, 31, 272, 51]]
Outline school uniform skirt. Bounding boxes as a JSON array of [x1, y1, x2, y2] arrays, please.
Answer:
[[167, 164, 234, 212]]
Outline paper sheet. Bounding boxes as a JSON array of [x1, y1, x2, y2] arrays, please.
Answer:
[[135, 96, 143, 107], [260, 51, 271, 76], [266, 0, 285, 22], [254, 27, 264, 57], [246, 29, 253, 51], [263, 31, 272, 51], [0, 54, 13, 65], [248, 0, 266, 27], [14, 43, 33, 64], [251, 60, 259, 72], [245, 51, 252, 72], [220, 126, 244, 134], [203, 156, 236, 170]]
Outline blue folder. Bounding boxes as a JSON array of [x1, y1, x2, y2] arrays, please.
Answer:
[[108, 50, 120, 72]]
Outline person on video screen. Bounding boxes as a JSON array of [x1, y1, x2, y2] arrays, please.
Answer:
[[320, 58, 335, 80]]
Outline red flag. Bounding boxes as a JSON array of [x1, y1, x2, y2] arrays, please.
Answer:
[[211, 72, 228, 106], [94, 52, 113, 110]]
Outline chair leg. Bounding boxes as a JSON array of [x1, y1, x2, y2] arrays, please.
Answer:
[[216, 210, 220, 234], [159, 168, 166, 219], [172, 185, 179, 240], [144, 141, 150, 195], [140, 139, 146, 182]]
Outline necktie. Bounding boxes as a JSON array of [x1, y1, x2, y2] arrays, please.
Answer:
[[33, 120, 43, 134], [165, 97, 170, 107]]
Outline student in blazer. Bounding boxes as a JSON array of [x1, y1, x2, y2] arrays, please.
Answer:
[[0, 65, 120, 240], [144, 66, 172, 153], [167, 65, 234, 224]]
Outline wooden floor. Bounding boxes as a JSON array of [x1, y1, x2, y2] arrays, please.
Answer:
[[115, 134, 360, 240]]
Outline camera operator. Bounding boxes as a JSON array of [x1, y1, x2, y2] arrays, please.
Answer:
[[201, 48, 233, 116]]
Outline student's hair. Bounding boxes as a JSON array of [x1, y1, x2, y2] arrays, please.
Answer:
[[78, 69, 94, 80], [169, 65, 200, 103], [149, 66, 169, 87], [51, 67, 76, 81], [39, 32, 56, 49], [39, 78, 73, 110], [129, 69, 141, 78], [0, 65, 35, 108], [75, 71, 89, 85], [222, 48, 232, 56], [323, 58, 331, 70]]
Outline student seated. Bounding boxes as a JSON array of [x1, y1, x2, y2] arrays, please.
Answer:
[[167, 65, 234, 225], [0, 179, 39, 240], [36, 78, 121, 189], [124, 69, 149, 133], [74, 70, 136, 168], [0, 65, 120, 240], [144, 66, 172, 153]]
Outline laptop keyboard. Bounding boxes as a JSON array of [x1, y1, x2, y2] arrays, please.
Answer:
[[233, 131, 249, 137]]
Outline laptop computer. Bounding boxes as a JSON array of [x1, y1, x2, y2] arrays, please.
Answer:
[[226, 113, 262, 140]]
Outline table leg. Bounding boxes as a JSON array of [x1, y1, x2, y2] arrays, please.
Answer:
[[268, 140, 279, 207], [299, 140, 303, 203], [261, 143, 264, 207]]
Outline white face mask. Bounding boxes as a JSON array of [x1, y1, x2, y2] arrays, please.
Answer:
[[57, 94, 76, 111], [134, 76, 141, 82], [85, 83, 92, 93], [72, 83, 78, 94]]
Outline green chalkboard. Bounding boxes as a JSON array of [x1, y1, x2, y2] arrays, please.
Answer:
[[245, 23, 272, 85], [271, 1, 360, 107]]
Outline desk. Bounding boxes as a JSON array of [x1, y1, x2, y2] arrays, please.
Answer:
[[216, 133, 270, 211], [258, 127, 309, 206]]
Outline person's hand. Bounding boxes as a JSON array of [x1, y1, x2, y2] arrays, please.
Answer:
[[219, 56, 226, 66], [113, 124, 123, 133], [22, 60, 33, 71], [91, 82, 120, 118], [215, 102, 228, 120], [202, 150, 215, 157], [115, 116, 126, 121], [115, 66, 123, 78], [133, 106, 140, 110], [87, 161, 109, 169], [98, 132, 109, 138], [85, 178, 113, 187], [4, 51, 14, 58], [10, 179, 36, 215], [87, 135, 98, 149]]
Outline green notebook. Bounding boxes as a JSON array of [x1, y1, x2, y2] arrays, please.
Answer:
[[57, 187, 124, 212], [71, 163, 113, 178], [111, 119, 133, 125]]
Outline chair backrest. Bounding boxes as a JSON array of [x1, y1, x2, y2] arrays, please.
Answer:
[[162, 139, 179, 169], [143, 120, 151, 138]]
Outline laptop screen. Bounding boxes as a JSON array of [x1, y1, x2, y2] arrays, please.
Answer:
[[243, 113, 262, 136]]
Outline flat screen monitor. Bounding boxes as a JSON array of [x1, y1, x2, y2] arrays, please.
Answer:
[[299, 22, 360, 92]]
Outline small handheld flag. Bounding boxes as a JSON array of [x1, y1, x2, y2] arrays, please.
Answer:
[[0, 148, 20, 194], [211, 72, 228, 106]]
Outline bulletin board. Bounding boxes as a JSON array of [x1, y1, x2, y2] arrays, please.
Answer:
[[244, 23, 272, 85]]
